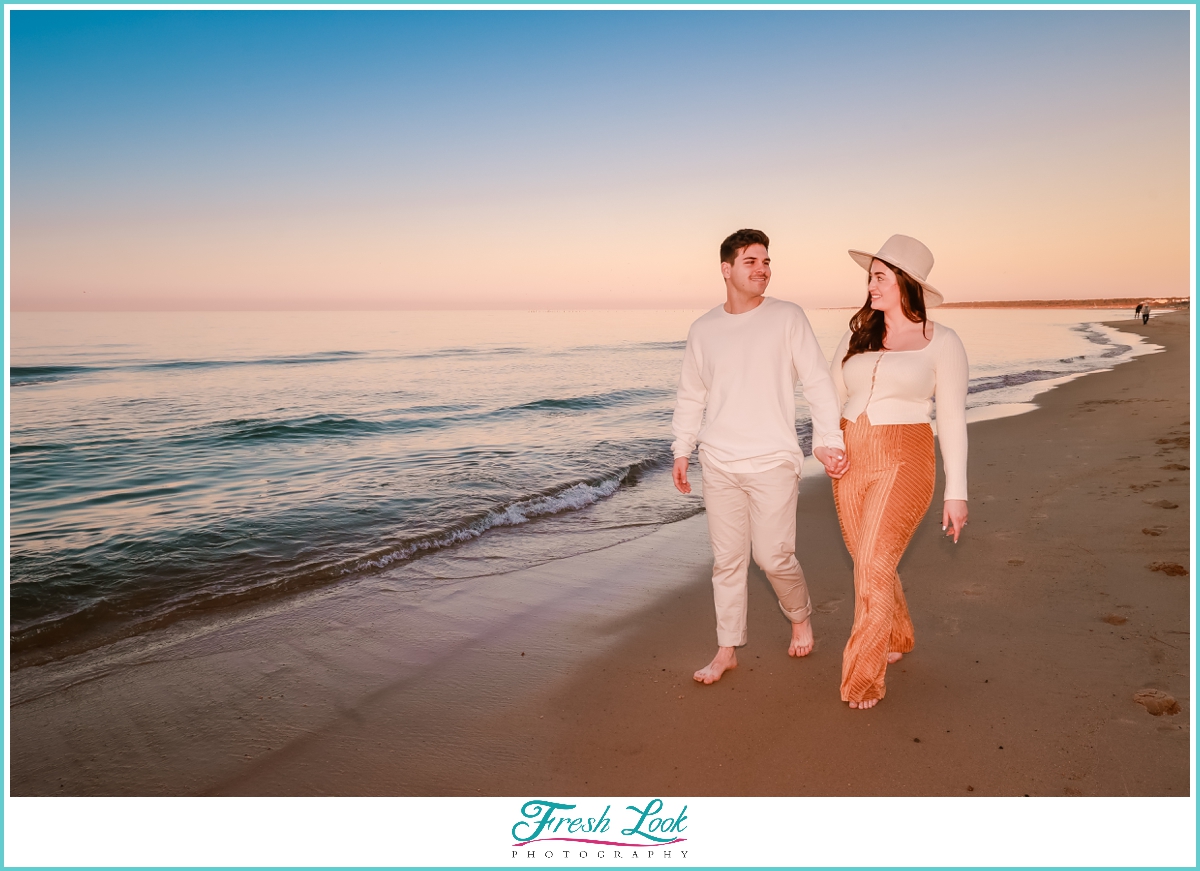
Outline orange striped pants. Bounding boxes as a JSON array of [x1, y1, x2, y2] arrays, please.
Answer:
[[832, 415, 935, 703]]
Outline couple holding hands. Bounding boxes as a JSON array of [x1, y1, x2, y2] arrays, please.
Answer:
[[671, 229, 968, 710]]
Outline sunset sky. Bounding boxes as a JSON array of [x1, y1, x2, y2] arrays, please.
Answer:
[[9, 8, 1193, 311]]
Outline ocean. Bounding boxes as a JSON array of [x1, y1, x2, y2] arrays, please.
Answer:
[[7, 306, 1159, 667]]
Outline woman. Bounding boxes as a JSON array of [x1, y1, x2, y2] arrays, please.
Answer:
[[828, 235, 969, 710]]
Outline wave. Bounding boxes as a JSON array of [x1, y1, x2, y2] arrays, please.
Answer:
[[9, 350, 365, 386], [399, 346, 528, 360], [204, 414, 387, 443], [968, 369, 1073, 394], [10, 364, 93, 387], [629, 340, 687, 351], [10, 443, 71, 455], [26, 389, 671, 455], [11, 364, 93, 378], [1073, 323, 1132, 358], [506, 387, 670, 413], [145, 351, 365, 371], [341, 458, 667, 575], [9, 451, 674, 667], [569, 340, 687, 353], [966, 323, 1138, 397]]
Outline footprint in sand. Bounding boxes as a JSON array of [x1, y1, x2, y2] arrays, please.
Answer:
[[1147, 562, 1188, 577], [1146, 499, 1179, 509], [1101, 614, 1127, 625], [814, 598, 843, 614], [1142, 527, 1166, 536], [1007, 558, 1025, 566], [1160, 463, 1189, 471], [1133, 689, 1182, 716]]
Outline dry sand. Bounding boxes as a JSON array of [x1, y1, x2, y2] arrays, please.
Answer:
[[9, 312, 1191, 797]]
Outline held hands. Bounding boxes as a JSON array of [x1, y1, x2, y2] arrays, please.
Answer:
[[672, 456, 692, 494], [813, 446, 850, 480], [943, 499, 968, 543], [676, 449, 852, 491]]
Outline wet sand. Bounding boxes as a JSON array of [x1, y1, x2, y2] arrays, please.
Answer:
[[9, 312, 1191, 798]]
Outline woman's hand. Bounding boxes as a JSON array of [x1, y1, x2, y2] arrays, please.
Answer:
[[672, 456, 692, 494], [813, 446, 850, 480], [942, 499, 968, 543]]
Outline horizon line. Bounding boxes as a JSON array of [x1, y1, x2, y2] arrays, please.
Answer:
[[8, 296, 1192, 314]]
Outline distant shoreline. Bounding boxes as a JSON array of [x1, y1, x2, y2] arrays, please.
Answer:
[[939, 297, 1188, 309], [820, 298, 1188, 310]]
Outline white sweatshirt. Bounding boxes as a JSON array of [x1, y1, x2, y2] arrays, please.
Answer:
[[830, 322, 969, 501], [671, 297, 846, 475]]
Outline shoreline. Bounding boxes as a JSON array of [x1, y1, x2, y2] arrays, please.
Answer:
[[7, 312, 1158, 673], [9, 313, 1191, 797], [8, 314, 1157, 675], [819, 302, 1189, 310], [495, 310, 1191, 797]]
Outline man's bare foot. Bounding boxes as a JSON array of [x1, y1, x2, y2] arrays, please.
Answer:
[[788, 618, 814, 657], [694, 647, 737, 684], [848, 698, 879, 709], [887, 651, 903, 664]]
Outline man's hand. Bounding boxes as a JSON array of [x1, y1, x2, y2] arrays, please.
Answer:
[[813, 446, 849, 480], [942, 499, 968, 543], [672, 456, 692, 494]]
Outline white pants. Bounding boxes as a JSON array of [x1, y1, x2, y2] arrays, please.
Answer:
[[701, 460, 812, 647]]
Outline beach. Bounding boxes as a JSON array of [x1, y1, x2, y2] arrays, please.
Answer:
[[8, 311, 1191, 798]]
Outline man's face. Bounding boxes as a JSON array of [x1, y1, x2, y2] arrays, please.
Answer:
[[721, 243, 771, 297]]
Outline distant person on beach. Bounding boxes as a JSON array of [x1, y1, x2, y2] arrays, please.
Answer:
[[1135, 303, 1143, 319], [828, 235, 969, 710], [671, 229, 849, 685], [1143, 305, 1151, 325]]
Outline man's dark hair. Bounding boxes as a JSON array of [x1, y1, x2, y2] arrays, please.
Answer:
[[720, 229, 770, 265]]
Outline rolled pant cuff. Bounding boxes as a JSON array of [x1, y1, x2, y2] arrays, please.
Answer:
[[715, 633, 748, 648], [778, 599, 812, 624]]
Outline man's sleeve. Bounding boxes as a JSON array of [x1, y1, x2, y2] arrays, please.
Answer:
[[670, 332, 706, 459], [792, 312, 846, 452]]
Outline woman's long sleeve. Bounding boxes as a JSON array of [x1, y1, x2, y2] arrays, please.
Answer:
[[934, 331, 969, 501]]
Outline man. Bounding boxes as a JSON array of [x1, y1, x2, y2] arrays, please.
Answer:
[[672, 229, 849, 684]]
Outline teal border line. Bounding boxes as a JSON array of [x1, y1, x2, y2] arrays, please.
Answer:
[[1, 2, 1195, 871]]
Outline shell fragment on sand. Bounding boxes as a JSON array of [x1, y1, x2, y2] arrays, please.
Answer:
[[1133, 689, 1182, 716], [1147, 562, 1188, 577]]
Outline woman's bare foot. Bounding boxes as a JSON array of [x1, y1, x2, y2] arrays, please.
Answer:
[[788, 618, 814, 657], [848, 698, 879, 709], [887, 651, 903, 664], [694, 647, 737, 684]]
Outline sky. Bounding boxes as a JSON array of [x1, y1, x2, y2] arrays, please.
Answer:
[[8, 9, 1193, 311]]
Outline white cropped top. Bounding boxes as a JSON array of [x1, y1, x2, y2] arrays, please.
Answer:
[[830, 322, 969, 501]]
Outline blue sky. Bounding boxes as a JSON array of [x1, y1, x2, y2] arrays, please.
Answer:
[[10, 9, 1192, 310]]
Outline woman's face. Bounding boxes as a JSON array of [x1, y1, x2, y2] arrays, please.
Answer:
[[867, 259, 902, 313]]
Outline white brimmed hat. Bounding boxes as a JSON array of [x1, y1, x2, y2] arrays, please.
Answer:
[[848, 234, 944, 307]]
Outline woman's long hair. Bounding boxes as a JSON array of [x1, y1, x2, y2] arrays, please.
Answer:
[[843, 260, 929, 363]]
